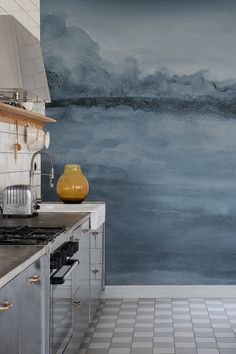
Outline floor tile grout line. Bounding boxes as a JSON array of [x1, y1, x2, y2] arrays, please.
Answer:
[[188, 297, 197, 353], [171, 298, 177, 354], [109, 298, 124, 354], [152, 298, 155, 354], [85, 299, 105, 353], [173, 298, 192, 354], [205, 298, 220, 352], [130, 298, 138, 354], [222, 300, 236, 345]]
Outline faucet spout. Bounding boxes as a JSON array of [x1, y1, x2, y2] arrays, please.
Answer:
[[29, 149, 54, 190]]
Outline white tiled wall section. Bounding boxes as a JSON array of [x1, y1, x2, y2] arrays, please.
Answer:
[[0, 122, 41, 196], [0, 0, 40, 39], [0, 0, 41, 197]]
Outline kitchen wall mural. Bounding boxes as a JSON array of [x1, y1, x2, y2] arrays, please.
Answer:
[[41, 0, 236, 285]]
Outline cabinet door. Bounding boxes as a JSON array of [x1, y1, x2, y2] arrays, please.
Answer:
[[0, 275, 21, 354], [20, 255, 49, 354], [90, 224, 104, 321]]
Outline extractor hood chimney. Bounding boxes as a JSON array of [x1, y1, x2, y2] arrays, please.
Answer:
[[0, 15, 51, 103]]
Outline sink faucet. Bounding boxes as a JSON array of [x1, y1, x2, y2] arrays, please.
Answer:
[[29, 149, 54, 196]]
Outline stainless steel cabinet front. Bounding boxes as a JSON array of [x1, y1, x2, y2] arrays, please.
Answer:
[[0, 276, 21, 354], [21, 256, 49, 354], [0, 255, 49, 354]]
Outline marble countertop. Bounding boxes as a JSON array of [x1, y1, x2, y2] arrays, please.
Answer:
[[0, 245, 46, 289], [0, 212, 90, 289]]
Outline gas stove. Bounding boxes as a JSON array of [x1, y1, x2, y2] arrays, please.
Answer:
[[0, 226, 66, 245]]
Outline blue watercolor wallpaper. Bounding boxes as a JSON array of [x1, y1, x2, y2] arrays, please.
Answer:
[[41, 0, 236, 284]]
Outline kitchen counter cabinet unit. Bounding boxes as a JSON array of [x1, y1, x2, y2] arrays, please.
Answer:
[[0, 206, 105, 354]]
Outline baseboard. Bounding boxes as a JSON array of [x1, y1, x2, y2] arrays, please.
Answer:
[[102, 285, 236, 298]]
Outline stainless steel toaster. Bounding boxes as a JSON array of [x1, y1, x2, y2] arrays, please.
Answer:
[[1, 185, 39, 216]]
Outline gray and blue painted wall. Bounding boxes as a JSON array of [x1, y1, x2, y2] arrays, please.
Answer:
[[41, 0, 236, 285]]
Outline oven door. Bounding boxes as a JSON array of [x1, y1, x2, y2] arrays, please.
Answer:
[[50, 260, 79, 354]]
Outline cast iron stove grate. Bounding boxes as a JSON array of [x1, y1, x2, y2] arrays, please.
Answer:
[[0, 226, 66, 245]]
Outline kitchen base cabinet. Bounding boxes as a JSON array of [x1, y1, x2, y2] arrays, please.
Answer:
[[0, 255, 49, 354]]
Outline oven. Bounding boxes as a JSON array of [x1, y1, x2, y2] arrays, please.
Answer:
[[50, 241, 79, 354]]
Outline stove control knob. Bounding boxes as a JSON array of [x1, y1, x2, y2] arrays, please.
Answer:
[[50, 252, 61, 270], [72, 241, 79, 254], [61, 242, 71, 258], [60, 248, 67, 265], [68, 242, 74, 257]]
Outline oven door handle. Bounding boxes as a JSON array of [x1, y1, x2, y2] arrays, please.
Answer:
[[51, 259, 79, 285]]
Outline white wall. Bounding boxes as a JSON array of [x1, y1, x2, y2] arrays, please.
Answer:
[[0, 122, 41, 195], [0, 0, 42, 197], [0, 0, 40, 38]]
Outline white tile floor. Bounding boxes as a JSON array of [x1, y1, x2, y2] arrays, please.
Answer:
[[79, 298, 236, 354]]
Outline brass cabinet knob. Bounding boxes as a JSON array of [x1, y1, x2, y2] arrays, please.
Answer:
[[73, 300, 81, 307], [0, 300, 13, 312], [27, 274, 41, 283]]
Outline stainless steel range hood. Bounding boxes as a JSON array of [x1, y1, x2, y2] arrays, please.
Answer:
[[0, 15, 51, 103]]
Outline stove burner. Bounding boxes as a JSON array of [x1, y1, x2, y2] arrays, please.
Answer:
[[0, 226, 66, 245]]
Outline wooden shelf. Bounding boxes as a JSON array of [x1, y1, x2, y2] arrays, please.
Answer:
[[0, 102, 56, 128]]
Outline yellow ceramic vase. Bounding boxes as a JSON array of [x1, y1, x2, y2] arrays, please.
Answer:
[[56, 164, 89, 203]]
